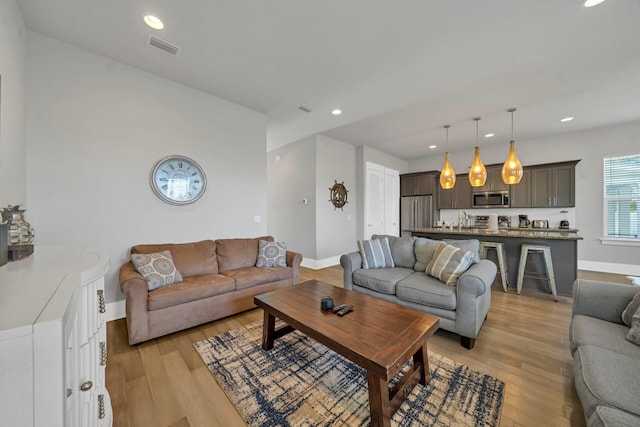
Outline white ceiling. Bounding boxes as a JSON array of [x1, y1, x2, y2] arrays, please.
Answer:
[[17, 0, 640, 160]]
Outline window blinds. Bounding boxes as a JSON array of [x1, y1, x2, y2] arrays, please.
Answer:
[[604, 154, 640, 238]]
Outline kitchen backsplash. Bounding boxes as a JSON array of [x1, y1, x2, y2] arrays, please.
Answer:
[[439, 207, 577, 229]]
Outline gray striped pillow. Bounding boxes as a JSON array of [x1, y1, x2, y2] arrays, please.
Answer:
[[425, 241, 475, 285], [357, 237, 394, 269]]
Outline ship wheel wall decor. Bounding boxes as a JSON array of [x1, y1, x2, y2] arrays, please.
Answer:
[[329, 180, 348, 210]]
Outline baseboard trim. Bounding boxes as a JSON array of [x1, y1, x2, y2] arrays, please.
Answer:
[[578, 260, 640, 276], [301, 256, 340, 270], [107, 299, 126, 322]]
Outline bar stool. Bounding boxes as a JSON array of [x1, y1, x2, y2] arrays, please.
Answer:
[[479, 241, 508, 292], [516, 244, 558, 301]]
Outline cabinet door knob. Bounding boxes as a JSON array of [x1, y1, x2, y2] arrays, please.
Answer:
[[80, 380, 93, 392]]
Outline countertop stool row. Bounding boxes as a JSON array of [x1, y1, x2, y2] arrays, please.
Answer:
[[479, 241, 558, 301]]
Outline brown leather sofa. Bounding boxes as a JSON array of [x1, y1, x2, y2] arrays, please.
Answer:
[[119, 236, 302, 345]]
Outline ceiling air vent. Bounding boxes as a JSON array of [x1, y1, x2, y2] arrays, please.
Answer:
[[147, 35, 180, 56], [298, 104, 314, 113]]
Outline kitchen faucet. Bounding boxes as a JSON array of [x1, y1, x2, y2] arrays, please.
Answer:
[[458, 211, 468, 231]]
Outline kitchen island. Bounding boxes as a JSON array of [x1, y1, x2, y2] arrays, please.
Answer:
[[407, 227, 583, 296]]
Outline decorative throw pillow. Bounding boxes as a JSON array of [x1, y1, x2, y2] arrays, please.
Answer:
[[622, 292, 640, 327], [425, 241, 475, 286], [131, 250, 183, 291], [443, 239, 481, 263], [256, 240, 287, 267], [358, 237, 394, 269], [414, 238, 441, 272], [372, 234, 416, 268], [625, 306, 640, 346]]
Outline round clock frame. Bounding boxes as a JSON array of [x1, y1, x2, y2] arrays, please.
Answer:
[[150, 155, 207, 205]]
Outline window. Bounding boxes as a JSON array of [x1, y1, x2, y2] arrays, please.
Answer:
[[604, 154, 640, 241]]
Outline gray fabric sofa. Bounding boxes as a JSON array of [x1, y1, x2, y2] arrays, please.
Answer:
[[570, 279, 640, 426], [340, 235, 497, 349]]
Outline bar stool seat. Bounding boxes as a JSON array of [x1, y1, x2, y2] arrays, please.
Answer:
[[516, 244, 558, 301], [479, 241, 508, 292]]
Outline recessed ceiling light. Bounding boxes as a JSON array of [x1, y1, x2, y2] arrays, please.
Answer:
[[583, 0, 607, 7], [144, 15, 164, 30], [331, 109, 342, 116], [484, 133, 495, 138], [429, 145, 437, 149], [561, 117, 575, 122]]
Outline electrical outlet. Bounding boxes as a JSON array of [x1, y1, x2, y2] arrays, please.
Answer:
[[254, 215, 261, 223]]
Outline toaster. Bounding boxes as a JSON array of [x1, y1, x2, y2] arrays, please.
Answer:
[[531, 220, 549, 229]]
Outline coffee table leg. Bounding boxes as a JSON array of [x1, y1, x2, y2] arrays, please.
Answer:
[[413, 343, 430, 386], [367, 373, 391, 427], [262, 310, 276, 350]]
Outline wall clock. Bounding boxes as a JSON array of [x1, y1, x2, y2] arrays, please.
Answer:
[[150, 155, 207, 205]]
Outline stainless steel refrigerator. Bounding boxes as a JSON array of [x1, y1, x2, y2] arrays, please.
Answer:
[[401, 195, 438, 237]]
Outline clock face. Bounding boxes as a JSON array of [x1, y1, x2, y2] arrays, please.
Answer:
[[150, 155, 207, 205]]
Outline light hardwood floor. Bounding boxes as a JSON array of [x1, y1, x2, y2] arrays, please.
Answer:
[[106, 268, 631, 427]]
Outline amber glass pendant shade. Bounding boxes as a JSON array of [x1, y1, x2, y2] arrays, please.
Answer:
[[440, 152, 456, 189], [501, 140, 523, 184], [469, 146, 487, 187]]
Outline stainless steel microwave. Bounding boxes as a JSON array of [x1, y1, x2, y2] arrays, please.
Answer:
[[472, 190, 510, 208]]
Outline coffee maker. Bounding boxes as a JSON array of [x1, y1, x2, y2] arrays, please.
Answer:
[[519, 215, 530, 228], [559, 210, 570, 229]]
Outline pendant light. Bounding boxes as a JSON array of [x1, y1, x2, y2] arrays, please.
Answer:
[[469, 117, 487, 187], [501, 108, 524, 184], [439, 125, 456, 189]]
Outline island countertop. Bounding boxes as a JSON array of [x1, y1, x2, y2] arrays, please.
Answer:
[[404, 227, 583, 241], [407, 227, 581, 296]]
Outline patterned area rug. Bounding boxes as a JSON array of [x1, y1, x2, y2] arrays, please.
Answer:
[[194, 321, 504, 426]]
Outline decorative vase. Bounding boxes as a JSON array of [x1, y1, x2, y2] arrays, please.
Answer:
[[1, 205, 35, 245]]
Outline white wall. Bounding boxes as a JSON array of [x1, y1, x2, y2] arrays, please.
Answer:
[[25, 32, 268, 303], [267, 136, 317, 259], [409, 120, 640, 273], [0, 0, 27, 205], [267, 134, 358, 266], [315, 135, 357, 260]]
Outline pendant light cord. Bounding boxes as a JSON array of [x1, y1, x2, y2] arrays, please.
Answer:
[[508, 107, 517, 140], [444, 125, 450, 150]]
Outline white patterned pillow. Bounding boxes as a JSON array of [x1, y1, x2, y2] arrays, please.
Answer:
[[626, 306, 640, 346], [256, 240, 287, 267], [131, 250, 183, 291], [357, 237, 394, 269], [425, 241, 475, 286]]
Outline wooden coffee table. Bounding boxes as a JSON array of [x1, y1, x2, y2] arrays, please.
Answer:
[[253, 280, 439, 427]]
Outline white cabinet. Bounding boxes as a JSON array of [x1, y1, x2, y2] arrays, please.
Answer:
[[0, 245, 111, 427]]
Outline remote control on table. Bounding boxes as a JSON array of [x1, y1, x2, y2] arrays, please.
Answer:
[[336, 305, 354, 316], [332, 304, 348, 313]]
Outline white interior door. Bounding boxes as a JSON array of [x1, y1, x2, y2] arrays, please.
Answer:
[[384, 168, 399, 236], [365, 162, 385, 239]]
